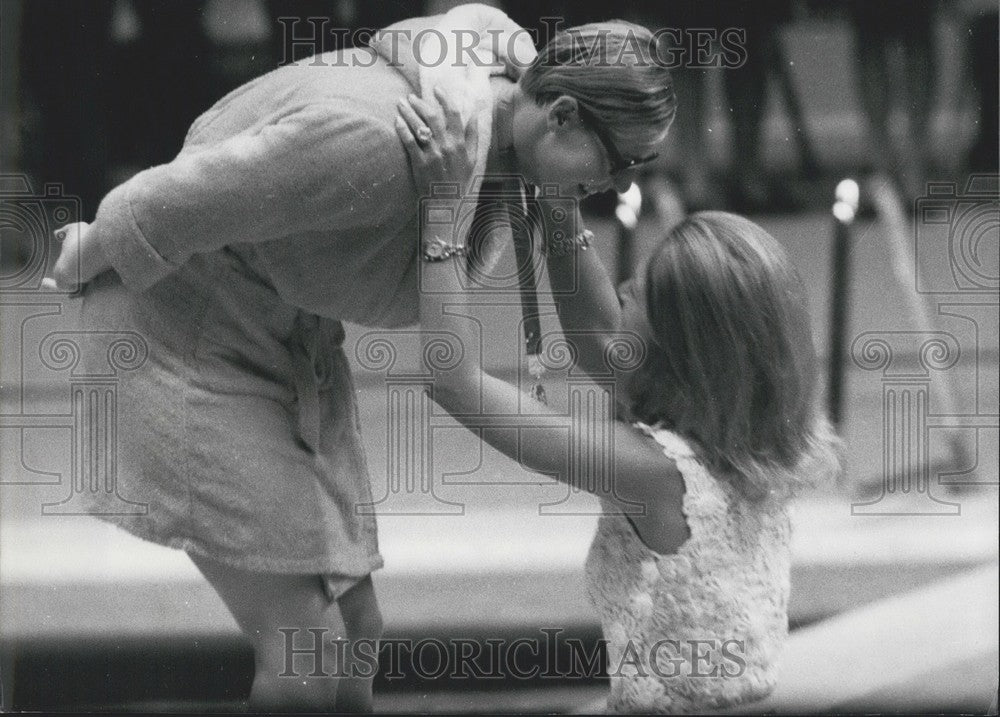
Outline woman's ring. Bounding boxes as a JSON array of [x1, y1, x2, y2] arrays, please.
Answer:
[[416, 126, 433, 145]]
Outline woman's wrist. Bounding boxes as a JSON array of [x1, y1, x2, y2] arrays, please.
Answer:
[[422, 235, 467, 262], [545, 228, 593, 259], [420, 196, 469, 262]]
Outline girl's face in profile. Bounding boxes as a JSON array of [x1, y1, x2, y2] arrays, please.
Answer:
[[617, 275, 659, 368], [614, 275, 666, 418], [618, 277, 653, 342]]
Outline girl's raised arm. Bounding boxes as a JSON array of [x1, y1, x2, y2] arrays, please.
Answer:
[[396, 90, 677, 512], [541, 201, 626, 381]]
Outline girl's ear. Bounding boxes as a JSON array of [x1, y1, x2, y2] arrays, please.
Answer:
[[546, 95, 582, 130]]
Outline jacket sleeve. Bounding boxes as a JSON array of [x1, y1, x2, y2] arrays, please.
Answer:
[[91, 102, 408, 292]]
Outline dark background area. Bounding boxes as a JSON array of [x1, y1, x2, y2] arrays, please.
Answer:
[[1, 0, 996, 221]]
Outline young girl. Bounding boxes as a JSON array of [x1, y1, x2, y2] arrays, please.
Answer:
[[397, 91, 841, 713]]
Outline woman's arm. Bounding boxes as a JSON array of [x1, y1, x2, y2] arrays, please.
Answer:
[[396, 90, 679, 510], [52, 104, 408, 293]]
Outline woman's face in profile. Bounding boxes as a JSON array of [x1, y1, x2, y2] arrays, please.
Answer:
[[513, 95, 633, 198], [523, 122, 616, 198]]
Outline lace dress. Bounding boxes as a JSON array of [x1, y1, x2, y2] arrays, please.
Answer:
[[585, 424, 793, 713]]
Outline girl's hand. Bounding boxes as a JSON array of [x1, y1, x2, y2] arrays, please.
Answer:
[[43, 222, 111, 294], [395, 87, 480, 199]]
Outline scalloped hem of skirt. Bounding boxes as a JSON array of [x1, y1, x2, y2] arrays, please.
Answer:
[[90, 510, 385, 581]]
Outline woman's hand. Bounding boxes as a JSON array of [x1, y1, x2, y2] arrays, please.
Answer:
[[395, 87, 479, 200], [42, 222, 112, 294]]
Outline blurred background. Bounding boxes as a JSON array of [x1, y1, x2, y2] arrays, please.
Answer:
[[1, 0, 997, 217], [1, 0, 997, 713]]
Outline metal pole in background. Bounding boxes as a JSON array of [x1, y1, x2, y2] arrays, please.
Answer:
[[645, 173, 687, 235], [827, 179, 860, 429], [615, 183, 642, 284], [614, 176, 689, 284]]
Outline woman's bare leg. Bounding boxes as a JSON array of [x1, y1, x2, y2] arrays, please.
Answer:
[[189, 553, 349, 712], [334, 575, 383, 712]]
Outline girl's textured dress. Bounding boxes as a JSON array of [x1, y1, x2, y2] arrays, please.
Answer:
[[586, 424, 793, 713], [80, 25, 517, 598]]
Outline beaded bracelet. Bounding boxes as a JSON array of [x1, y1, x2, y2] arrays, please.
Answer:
[[422, 236, 467, 262], [546, 228, 593, 258]]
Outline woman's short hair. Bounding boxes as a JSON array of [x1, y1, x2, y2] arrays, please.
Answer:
[[629, 212, 842, 499], [519, 21, 676, 154]]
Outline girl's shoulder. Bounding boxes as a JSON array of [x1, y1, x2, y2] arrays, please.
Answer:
[[621, 424, 792, 562], [611, 420, 687, 504], [631, 422, 790, 522], [632, 421, 698, 462], [630, 422, 717, 504]]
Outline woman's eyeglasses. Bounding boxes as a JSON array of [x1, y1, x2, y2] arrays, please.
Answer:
[[577, 106, 660, 178]]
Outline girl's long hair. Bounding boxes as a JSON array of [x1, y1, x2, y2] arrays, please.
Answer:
[[628, 212, 842, 500]]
